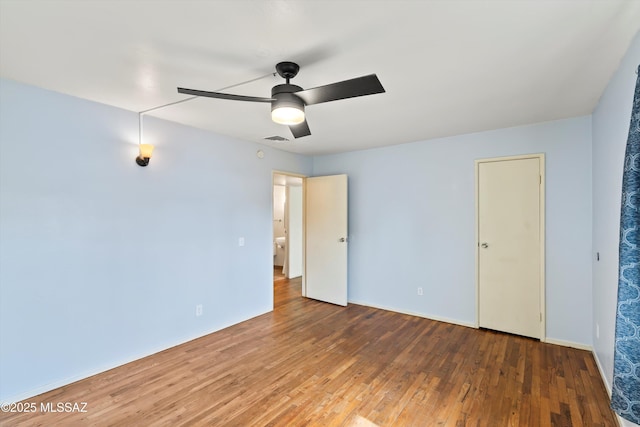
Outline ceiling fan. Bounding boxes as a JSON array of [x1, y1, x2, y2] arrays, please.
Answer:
[[177, 61, 385, 139]]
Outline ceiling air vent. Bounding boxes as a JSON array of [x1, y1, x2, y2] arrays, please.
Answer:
[[263, 135, 289, 142]]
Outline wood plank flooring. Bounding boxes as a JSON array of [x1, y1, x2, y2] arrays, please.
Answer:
[[1, 271, 618, 426]]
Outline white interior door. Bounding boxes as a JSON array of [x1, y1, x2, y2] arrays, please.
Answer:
[[477, 156, 543, 339], [305, 174, 348, 306]]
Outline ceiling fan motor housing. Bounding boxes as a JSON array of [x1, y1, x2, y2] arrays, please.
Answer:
[[271, 84, 305, 114], [275, 61, 300, 80]]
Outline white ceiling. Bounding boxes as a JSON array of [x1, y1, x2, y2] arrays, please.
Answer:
[[1, 1, 639, 155]]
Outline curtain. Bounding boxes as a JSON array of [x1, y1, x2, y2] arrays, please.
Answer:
[[612, 65, 640, 425]]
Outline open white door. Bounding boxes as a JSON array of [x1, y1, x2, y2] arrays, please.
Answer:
[[305, 174, 348, 306]]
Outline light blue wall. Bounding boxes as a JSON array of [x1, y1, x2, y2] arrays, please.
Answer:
[[592, 31, 640, 393], [0, 78, 312, 402], [313, 116, 593, 345]]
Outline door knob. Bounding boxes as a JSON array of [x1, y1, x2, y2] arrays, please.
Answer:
[[339, 237, 346, 242], [481, 243, 489, 248]]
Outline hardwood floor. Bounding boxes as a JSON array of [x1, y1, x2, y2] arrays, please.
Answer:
[[1, 272, 617, 426]]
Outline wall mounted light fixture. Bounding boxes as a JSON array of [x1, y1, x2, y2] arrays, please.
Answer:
[[136, 143, 155, 166], [135, 112, 155, 167]]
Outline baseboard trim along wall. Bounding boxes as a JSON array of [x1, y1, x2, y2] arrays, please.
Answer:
[[348, 300, 477, 329], [543, 337, 592, 351], [591, 350, 633, 427], [349, 300, 601, 351]]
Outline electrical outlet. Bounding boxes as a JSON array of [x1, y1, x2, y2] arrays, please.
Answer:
[[238, 237, 245, 247], [196, 304, 203, 317], [417, 287, 423, 296]]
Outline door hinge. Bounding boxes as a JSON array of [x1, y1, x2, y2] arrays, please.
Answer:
[[540, 312, 542, 322], [539, 175, 542, 184]]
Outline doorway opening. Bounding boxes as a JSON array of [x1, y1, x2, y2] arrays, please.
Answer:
[[273, 172, 305, 307]]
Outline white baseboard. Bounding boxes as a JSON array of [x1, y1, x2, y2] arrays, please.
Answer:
[[1, 308, 272, 404], [618, 415, 638, 426], [592, 350, 612, 395], [592, 350, 638, 427], [348, 299, 476, 329], [348, 302, 599, 352], [544, 337, 592, 351]]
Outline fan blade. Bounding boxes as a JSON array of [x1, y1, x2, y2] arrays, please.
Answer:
[[289, 120, 311, 138], [295, 74, 385, 106], [177, 87, 273, 103]]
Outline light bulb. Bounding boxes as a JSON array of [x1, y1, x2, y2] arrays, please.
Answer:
[[271, 106, 305, 125]]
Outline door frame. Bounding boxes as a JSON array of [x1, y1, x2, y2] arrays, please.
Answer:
[[474, 153, 546, 341], [272, 170, 308, 299]]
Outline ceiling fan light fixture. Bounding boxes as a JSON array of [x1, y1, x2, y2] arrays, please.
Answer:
[[272, 105, 305, 125], [271, 88, 304, 126], [271, 90, 305, 125]]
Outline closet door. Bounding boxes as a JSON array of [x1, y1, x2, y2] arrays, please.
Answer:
[[477, 156, 544, 339]]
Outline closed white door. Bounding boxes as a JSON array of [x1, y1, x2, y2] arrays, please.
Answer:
[[305, 174, 348, 306], [477, 156, 543, 339]]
